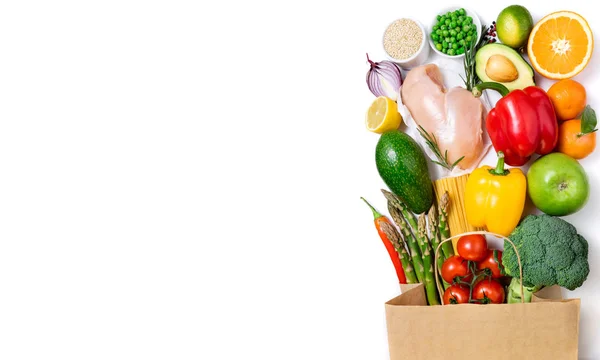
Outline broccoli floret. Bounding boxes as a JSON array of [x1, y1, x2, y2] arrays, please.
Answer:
[[503, 214, 590, 291]]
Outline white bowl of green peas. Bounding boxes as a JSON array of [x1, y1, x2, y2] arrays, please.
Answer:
[[428, 7, 482, 58]]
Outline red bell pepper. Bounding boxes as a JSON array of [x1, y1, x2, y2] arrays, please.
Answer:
[[473, 82, 558, 166]]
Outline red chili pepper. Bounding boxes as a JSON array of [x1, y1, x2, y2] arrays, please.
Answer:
[[473, 82, 558, 166], [361, 198, 407, 284]]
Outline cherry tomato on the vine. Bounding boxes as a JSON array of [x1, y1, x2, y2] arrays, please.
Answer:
[[441, 255, 472, 284], [457, 234, 488, 261], [443, 284, 470, 305], [477, 250, 504, 278], [473, 279, 505, 304]]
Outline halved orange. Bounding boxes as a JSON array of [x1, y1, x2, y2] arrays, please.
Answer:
[[527, 11, 593, 79]]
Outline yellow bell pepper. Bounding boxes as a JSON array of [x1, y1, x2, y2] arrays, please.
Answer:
[[465, 152, 526, 237]]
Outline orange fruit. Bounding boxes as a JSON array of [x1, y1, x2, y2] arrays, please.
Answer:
[[547, 79, 587, 121], [557, 119, 596, 159], [527, 11, 593, 80]]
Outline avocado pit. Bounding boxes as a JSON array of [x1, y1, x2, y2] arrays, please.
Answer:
[[485, 55, 519, 82]]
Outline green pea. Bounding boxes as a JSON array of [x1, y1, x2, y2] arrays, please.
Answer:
[[442, 30, 449, 37], [448, 29, 455, 36], [459, 8, 466, 15], [450, 36, 456, 43], [463, 24, 470, 32], [436, 43, 443, 51], [437, 15, 442, 21], [450, 21, 457, 28], [457, 33, 463, 40], [459, 39, 466, 46], [452, 43, 457, 50], [431, 33, 438, 41], [436, 29, 442, 36], [457, 19, 463, 26], [471, 23, 477, 31], [440, 25, 447, 31], [465, 35, 472, 43], [433, 24, 439, 31], [458, 15, 464, 22], [442, 41, 448, 49], [466, 16, 473, 23], [456, 48, 464, 55], [455, 26, 461, 32], [445, 19, 451, 26], [448, 48, 455, 55]]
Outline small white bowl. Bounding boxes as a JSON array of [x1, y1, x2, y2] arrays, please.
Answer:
[[428, 7, 482, 59], [382, 17, 429, 69]]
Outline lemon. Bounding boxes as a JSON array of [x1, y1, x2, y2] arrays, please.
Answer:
[[365, 96, 402, 134]]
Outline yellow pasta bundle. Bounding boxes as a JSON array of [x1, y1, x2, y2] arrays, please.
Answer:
[[433, 174, 484, 251]]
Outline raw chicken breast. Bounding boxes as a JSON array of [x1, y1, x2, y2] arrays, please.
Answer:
[[401, 64, 485, 170]]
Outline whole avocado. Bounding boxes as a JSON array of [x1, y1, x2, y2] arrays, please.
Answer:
[[375, 130, 433, 214]]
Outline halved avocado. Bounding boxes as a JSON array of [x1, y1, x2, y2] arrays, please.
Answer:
[[475, 43, 535, 91]]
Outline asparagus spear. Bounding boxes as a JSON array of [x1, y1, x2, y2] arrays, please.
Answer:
[[427, 204, 442, 260], [381, 189, 419, 235], [418, 214, 440, 305], [379, 221, 418, 284], [428, 205, 450, 290], [438, 192, 455, 260], [387, 204, 425, 283]]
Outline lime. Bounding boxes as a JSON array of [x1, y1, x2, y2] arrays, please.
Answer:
[[496, 5, 534, 49]]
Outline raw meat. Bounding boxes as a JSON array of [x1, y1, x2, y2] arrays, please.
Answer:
[[401, 64, 486, 170]]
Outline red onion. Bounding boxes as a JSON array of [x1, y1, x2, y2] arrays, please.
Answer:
[[366, 53, 403, 100]]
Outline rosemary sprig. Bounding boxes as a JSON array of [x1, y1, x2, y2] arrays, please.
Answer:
[[417, 125, 464, 171], [462, 25, 490, 91]]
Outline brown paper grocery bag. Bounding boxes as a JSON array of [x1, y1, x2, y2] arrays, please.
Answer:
[[385, 283, 580, 360]]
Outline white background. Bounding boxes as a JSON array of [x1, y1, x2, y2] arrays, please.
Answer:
[[0, 0, 598, 359]]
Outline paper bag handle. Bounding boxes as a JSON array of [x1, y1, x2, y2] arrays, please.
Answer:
[[433, 231, 524, 304]]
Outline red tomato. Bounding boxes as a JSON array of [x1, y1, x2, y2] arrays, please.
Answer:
[[472, 279, 505, 304], [477, 250, 504, 278], [443, 284, 470, 305], [457, 234, 488, 261], [441, 256, 472, 284]]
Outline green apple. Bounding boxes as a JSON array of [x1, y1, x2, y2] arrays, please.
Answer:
[[527, 153, 589, 216]]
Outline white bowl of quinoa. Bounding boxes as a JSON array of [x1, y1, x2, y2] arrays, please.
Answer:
[[382, 18, 429, 69]]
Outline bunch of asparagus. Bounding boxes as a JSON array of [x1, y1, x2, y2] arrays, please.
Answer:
[[380, 189, 455, 305]]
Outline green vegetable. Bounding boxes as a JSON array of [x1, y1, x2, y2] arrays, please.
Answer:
[[506, 277, 542, 304], [431, 9, 475, 56], [375, 131, 433, 214], [385, 195, 425, 283], [503, 214, 590, 291], [418, 214, 440, 305], [428, 204, 450, 290], [437, 192, 454, 260]]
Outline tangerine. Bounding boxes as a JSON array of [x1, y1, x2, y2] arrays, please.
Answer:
[[557, 119, 596, 159]]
